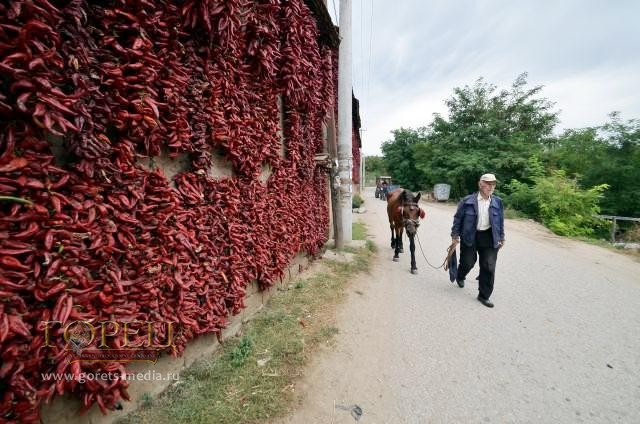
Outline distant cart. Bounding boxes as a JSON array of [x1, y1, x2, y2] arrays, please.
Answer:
[[375, 176, 393, 199]]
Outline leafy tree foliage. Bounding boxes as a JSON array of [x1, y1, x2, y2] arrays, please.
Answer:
[[545, 113, 640, 216], [381, 127, 427, 190], [363, 155, 387, 185], [411, 74, 559, 197]]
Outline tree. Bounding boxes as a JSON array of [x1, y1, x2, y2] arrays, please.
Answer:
[[413, 74, 559, 198], [363, 155, 387, 185], [380, 127, 427, 191], [596, 114, 640, 216], [545, 113, 640, 216]]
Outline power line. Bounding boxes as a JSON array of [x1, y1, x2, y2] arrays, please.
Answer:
[[367, 0, 373, 108], [360, 0, 364, 100], [331, 0, 338, 24]]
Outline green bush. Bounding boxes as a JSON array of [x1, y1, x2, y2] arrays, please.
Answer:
[[503, 179, 538, 216], [505, 171, 609, 237], [352, 194, 364, 209]]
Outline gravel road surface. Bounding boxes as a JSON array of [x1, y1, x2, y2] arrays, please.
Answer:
[[277, 188, 640, 424]]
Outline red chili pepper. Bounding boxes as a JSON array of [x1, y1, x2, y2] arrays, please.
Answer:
[[0, 248, 33, 255], [0, 157, 29, 173], [7, 315, 31, 338], [0, 312, 8, 343], [0, 256, 31, 271], [12, 222, 40, 239], [50, 173, 70, 189], [43, 282, 66, 299]]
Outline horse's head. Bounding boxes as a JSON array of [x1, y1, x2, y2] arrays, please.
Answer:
[[397, 190, 425, 236]]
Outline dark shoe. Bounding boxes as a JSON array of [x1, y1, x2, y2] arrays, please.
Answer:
[[456, 278, 464, 288], [477, 296, 494, 308]]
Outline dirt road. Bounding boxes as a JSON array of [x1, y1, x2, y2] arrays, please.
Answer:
[[278, 188, 640, 424]]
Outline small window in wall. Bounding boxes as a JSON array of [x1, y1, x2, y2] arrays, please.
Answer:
[[46, 134, 74, 166], [208, 147, 234, 178], [322, 122, 328, 152], [259, 162, 272, 184], [277, 94, 287, 158], [137, 150, 191, 189]]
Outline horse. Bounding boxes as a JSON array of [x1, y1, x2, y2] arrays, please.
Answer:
[[386, 189, 426, 274]]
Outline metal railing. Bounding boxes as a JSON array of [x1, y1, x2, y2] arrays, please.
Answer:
[[596, 215, 640, 243]]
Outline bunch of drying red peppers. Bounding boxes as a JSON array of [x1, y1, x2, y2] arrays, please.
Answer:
[[0, 0, 335, 421]]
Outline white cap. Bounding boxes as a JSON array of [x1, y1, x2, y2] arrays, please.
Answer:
[[480, 173, 497, 182]]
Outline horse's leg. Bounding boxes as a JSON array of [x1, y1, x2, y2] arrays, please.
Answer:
[[393, 224, 401, 262], [390, 224, 395, 248], [409, 233, 417, 274], [398, 226, 404, 253]]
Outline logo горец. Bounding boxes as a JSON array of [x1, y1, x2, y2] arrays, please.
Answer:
[[43, 320, 176, 363]]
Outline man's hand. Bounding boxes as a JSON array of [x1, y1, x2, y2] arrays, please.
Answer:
[[498, 240, 506, 248]]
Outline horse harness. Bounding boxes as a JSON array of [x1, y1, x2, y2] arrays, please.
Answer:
[[399, 201, 421, 228]]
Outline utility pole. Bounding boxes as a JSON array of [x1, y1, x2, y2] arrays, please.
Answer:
[[361, 154, 365, 191], [336, 0, 352, 249]]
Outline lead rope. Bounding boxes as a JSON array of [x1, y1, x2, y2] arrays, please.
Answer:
[[398, 197, 455, 270], [413, 232, 457, 270]]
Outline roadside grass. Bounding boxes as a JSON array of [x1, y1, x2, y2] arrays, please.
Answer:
[[352, 222, 366, 240], [504, 208, 528, 220], [501, 209, 639, 259], [121, 239, 376, 424], [365, 239, 377, 253]]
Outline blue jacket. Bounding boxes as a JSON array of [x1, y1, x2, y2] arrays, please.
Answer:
[[451, 193, 505, 248]]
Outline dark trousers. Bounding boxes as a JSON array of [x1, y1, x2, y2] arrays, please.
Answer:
[[458, 229, 499, 300]]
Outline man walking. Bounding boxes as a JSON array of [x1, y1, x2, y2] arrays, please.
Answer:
[[451, 173, 505, 308]]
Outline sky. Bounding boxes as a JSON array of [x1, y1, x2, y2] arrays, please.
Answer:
[[327, 0, 640, 155]]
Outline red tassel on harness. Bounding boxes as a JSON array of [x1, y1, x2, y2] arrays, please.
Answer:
[[419, 208, 426, 219]]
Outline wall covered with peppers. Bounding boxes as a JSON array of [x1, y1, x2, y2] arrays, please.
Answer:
[[0, 0, 336, 422], [351, 95, 361, 186], [352, 127, 361, 186]]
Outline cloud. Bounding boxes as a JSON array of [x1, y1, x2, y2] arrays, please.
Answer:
[[543, 66, 640, 130], [345, 0, 640, 155]]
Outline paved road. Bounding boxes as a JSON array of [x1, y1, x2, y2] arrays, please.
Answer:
[[279, 188, 640, 424]]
